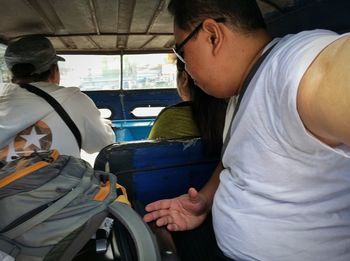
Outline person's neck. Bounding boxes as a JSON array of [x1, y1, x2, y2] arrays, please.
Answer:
[[236, 30, 272, 95], [13, 80, 48, 85], [13, 80, 35, 85]]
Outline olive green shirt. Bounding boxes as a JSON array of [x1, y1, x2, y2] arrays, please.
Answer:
[[148, 102, 200, 139]]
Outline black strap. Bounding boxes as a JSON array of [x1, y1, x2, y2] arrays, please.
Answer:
[[222, 43, 276, 155], [19, 83, 82, 149]]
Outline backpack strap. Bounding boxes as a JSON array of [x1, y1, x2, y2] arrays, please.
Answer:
[[19, 83, 82, 149], [221, 43, 277, 156], [108, 202, 161, 261]]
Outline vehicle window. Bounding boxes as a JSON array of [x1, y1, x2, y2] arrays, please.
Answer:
[[59, 53, 177, 91], [59, 55, 120, 91], [123, 54, 176, 90]]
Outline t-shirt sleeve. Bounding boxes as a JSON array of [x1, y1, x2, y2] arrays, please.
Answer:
[[272, 31, 342, 153], [67, 91, 115, 153]]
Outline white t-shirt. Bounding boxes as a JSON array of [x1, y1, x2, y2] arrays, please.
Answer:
[[213, 30, 350, 261], [0, 82, 115, 161]]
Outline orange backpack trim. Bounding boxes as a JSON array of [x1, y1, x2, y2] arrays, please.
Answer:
[[93, 180, 111, 201], [0, 150, 59, 189]]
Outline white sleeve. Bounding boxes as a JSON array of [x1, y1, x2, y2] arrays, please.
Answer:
[[66, 91, 115, 153], [274, 31, 340, 151]]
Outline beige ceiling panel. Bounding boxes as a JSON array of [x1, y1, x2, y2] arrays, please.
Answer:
[[49, 0, 95, 34], [94, 0, 119, 33], [117, 0, 135, 34], [143, 35, 173, 49], [48, 37, 68, 50], [148, 1, 173, 34], [130, 0, 159, 33], [90, 36, 118, 49], [0, 0, 51, 40], [127, 35, 154, 49]]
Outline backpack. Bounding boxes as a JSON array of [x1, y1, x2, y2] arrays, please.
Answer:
[[0, 150, 160, 261]]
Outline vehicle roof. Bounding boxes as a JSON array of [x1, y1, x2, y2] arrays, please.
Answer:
[[0, 0, 348, 54]]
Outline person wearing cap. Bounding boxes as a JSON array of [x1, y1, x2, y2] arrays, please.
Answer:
[[0, 36, 115, 161]]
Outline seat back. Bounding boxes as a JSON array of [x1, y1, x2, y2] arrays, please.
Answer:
[[94, 138, 219, 205]]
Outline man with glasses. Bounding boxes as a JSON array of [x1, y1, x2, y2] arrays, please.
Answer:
[[144, 0, 350, 260]]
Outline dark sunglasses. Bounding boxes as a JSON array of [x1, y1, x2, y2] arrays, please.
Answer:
[[172, 17, 226, 64]]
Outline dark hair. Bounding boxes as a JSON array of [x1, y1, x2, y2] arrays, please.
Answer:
[[176, 57, 185, 72], [168, 0, 265, 33], [187, 75, 227, 156], [176, 58, 227, 155], [11, 63, 54, 83]]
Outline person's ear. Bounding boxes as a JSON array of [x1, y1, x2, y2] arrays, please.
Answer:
[[202, 18, 224, 56], [48, 64, 60, 84], [177, 71, 190, 101], [182, 71, 189, 87]]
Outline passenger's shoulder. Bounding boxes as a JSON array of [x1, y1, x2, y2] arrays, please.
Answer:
[[297, 33, 350, 146], [171, 101, 192, 108], [308, 34, 350, 75], [156, 101, 192, 119], [61, 86, 91, 98], [59, 86, 82, 94], [318, 34, 350, 61], [276, 29, 339, 55]]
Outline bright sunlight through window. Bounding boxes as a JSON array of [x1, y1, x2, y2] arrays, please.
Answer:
[[59, 53, 177, 91]]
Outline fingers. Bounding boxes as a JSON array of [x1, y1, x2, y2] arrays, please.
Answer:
[[156, 215, 183, 231], [143, 199, 174, 223], [143, 212, 156, 223], [156, 215, 174, 227], [145, 199, 172, 212], [183, 188, 208, 216], [143, 209, 171, 223], [143, 211, 180, 231], [102, 119, 113, 126], [143, 194, 194, 231], [167, 223, 179, 231], [188, 187, 198, 200]]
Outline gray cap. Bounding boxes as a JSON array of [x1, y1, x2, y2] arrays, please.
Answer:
[[4, 36, 65, 74]]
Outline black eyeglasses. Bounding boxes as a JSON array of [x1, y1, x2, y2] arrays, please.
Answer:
[[172, 17, 226, 64]]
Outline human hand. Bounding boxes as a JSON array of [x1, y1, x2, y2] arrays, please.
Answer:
[[102, 118, 113, 127], [143, 187, 209, 231]]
